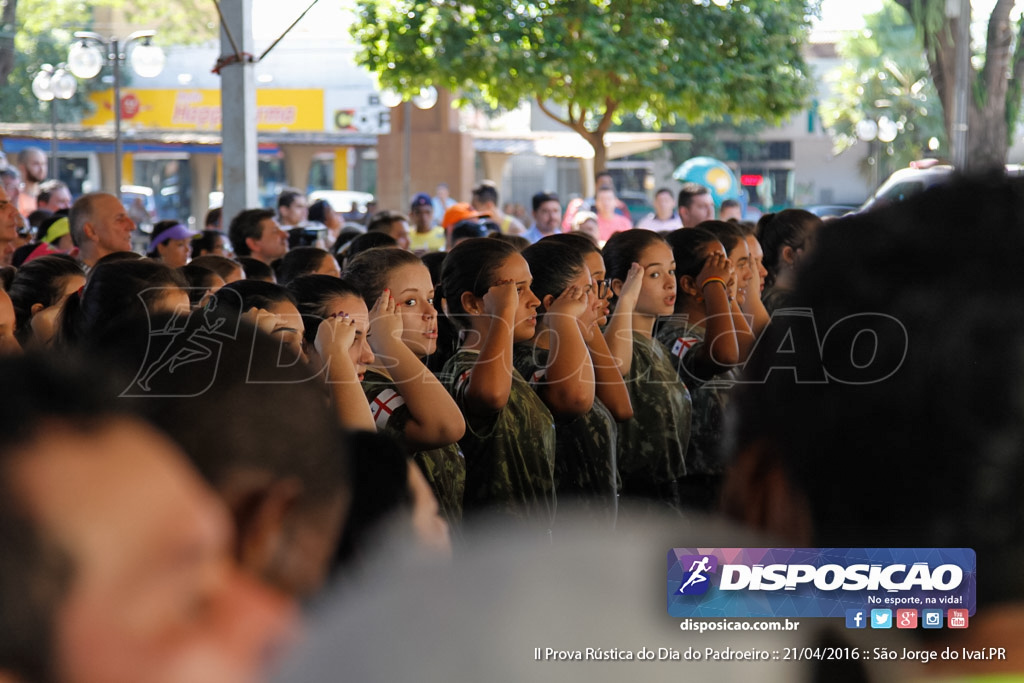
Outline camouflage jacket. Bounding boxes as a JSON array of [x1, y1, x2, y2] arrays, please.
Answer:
[[441, 349, 556, 525], [654, 317, 738, 475], [513, 343, 618, 525], [616, 332, 692, 499], [362, 370, 466, 526]]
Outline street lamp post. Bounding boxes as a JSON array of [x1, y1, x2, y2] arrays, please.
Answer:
[[67, 31, 165, 195], [31, 64, 78, 179]]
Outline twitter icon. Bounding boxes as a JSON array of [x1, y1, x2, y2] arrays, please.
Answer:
[[870, 609, 892, 629]]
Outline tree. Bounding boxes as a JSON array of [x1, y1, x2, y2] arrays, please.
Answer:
[[821, 1, 946, 181], [894, 0, 1024, 170], [351, 0, 819, 172], [0, 0, 217, 121]]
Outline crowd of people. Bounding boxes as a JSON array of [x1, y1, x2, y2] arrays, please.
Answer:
[[1, 144, 1023, 681]]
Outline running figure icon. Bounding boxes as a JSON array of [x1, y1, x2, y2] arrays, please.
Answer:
[[678, 556, 712, 593]]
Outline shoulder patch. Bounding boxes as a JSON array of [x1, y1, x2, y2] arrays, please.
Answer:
[[370, 388, 406, 429], [671, 336, 700, 359]]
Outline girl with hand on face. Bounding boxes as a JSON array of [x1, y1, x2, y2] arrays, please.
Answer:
[[438, 238, 557, 528], [658, 227, 753, 510], [601, 229, 693, 513], [343, 248, 467, 528], [516, 240, 627, 525], [285, 275, 377, 432]]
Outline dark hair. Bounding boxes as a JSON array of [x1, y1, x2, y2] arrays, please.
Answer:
[[342, 247, 423, 307], [654, 187, 674, 199], [190, 254, 242, 281], [366, 211, 406, 235], [237, 256, 275, 283], [602, 229, 666, 302], [277, 187, 305, 210], [520, 240, 586, 310], [331, 227, 364, 255], [7, 255, 84, 345], [420, 251, 446, 288], [286, 275, 363, 345], [228, 208, 275, 257], [698, 220, 746, 254], [488, 233, 529, 251], [191, 230, 225, 257], [204, 206, 222, 228], [339, 232, 397, 270], [0, 356, 117, 683], [420, 251, 458, 372], [333, 430, 411, 568], [531, 191, 559, 213], [93, 251, 142, 267], [58, 259, 187, 347], [440, 237, 518, 327], [0, 267, 14, 292], [307, 199, 329, 224], [664, 227, 721, 281], [92, 314, 349, 597], [471, 182, 499, 206], [147, 220, 185, 257], [757, 209, 822, 289], [274, 247, 333, 286], [27, 209, 52, 229], [178, 264, 221, 307], [728, 175, 1024, 607], [217, 279, 297, 315], [450, 220, 489, 243], [720, 198, 741, 210], [542, 231, 602, 256], [677, 182, 710, 209], [734, 220, 758, 237]]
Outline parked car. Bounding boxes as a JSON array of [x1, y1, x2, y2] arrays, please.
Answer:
[[308, 190, 375, 215], [803, 204, 858, 219], [859, 161, 1024, 213], [120, 185, 157, 234]]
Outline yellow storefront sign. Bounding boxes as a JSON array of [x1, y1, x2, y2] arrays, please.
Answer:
[[80, 89, 324, 131]]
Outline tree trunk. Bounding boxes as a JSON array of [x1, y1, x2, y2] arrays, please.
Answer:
[[895, 0, 1017, 171], [587, 131, 608, 174], [0, 0, 16, 85]]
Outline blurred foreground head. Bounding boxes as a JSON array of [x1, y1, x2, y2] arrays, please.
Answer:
[[0, 356, 291, 683], [724, 174, 1024, 606], [90, 298, 351, 601]]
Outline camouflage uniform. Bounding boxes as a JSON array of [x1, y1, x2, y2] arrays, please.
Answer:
[[654, 316, 739, 510], [513, 343, 618, 526], [441, 349, 556, 526], [616, 332, 691, 508], [362, 370, 466, 527]]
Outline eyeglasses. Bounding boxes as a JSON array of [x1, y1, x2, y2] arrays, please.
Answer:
[[596, 278, 612, 298]]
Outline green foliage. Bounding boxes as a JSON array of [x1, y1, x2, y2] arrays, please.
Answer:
[[352, 0, 818, 134], [0, 0, 216, 122], [821, 0, 946, 179]]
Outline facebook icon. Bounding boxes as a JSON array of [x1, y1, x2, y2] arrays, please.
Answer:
[[846, 609, 867, 629]]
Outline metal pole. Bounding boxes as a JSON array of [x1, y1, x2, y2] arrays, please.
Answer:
[[951, 0, 970, 169], [112, 38, 122, 195], [50, 101, 58, 180], [403, 100, 411, 210]]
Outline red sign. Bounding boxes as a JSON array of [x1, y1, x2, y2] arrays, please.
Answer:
[[121, 93, 140, 120], [740, 174, 763, 186]]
